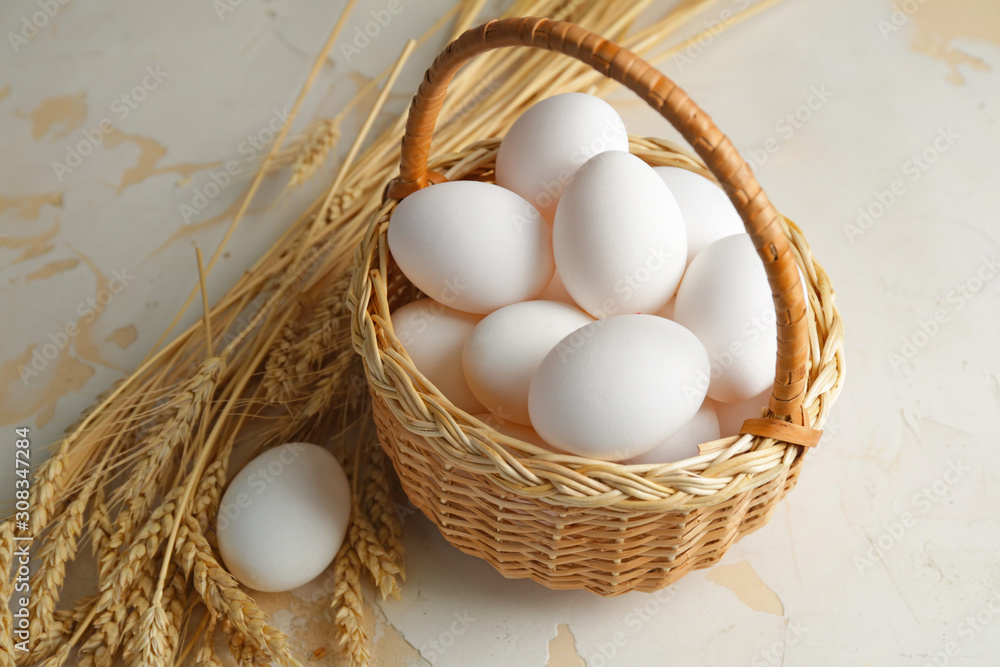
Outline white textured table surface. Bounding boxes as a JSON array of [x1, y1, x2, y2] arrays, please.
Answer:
[[2, 0, 999, 665]]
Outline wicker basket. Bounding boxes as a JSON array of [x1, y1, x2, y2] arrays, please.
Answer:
[[349, 17, 845, 596]]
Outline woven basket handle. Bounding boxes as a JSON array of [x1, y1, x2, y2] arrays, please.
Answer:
[[387, 17, 812, 429]]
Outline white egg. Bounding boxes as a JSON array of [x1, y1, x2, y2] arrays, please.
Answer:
[[553, 151, 687, 318], [653, 166, 745, 265], [496, 92, 629, 220], [464, 300, 593, 425], [673, 234, 777, 403], [392, 298, 484, 413], [528, 314, 710, 461], [474, 413, 562, 452], [217, 443, 350, 593], [629, 401, 721, 464], [712, 390, 770, 438], [388, 181, 554, 314]]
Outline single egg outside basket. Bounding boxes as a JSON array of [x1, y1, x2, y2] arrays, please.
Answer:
[[348, 17, 845, 597]]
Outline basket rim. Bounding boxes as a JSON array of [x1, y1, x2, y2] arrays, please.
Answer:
[[348, 135, 845, 512]]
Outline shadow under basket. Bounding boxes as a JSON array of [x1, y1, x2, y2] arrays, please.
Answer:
[[349, 17, 845, 596]]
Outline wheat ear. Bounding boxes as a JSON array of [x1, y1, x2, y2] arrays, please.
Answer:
[[332, 543, 369, 667], [288, 118, 343, 189]]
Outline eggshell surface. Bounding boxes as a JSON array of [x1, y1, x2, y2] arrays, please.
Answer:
[[629, 401, 721, 464], [388, 181, 554, 314], [553, 151, 687, 318], [673, 234, 777, 403], [464, 300, 593, 424], [712, 391, 770, 438], [528, 314, 710, 461], [392, 299, 484, 413], [496, 92, 629, 220], [217, 443, 351, 593], [653, 166, 745, 264]]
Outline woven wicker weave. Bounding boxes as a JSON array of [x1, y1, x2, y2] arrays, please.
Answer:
[[349, 18, 845, 596]]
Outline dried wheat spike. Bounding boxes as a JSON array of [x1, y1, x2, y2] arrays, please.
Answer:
[[293, 287, 350, 376], [193, 613, 223, 666], [288, 118, 341, 189], [124, 604, 169, 667], [89, 486, 113, 559], [107, 358, 222, 560], [183, 527, 299, 666], [332, 544, 369, 667], [78, 599, 124, 666], [28, 474, 100, 647], [74, 488, 180, 664], [263, 300, 303, 404], [120, 557, 155, 663], [302, 365, 347, 419], [363, 442, 404, 578], [349, 512, 401, 602], [110, 486, 183, 606], [163, 566, 188, 659], [35, 642, 72, 667], [27, 438, 70, 535]]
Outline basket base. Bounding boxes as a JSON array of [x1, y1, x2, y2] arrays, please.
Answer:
[[370, 391, 804, 597]]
